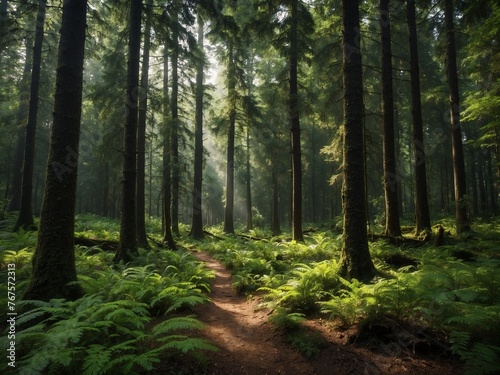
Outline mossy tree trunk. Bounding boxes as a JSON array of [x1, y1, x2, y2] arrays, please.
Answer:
[[340, 0, 376, 281], [23, 0, 87, 301]]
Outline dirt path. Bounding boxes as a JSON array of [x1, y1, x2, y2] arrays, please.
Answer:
[[191, 251, 462, 375]]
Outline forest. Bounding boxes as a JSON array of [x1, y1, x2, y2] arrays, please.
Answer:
[[0, 0, 499, 374]]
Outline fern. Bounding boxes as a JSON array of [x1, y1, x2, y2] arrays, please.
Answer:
[[9, 295, 216, 375], [450, 331, 500, 375], [268, 308, 306, 331], [320, 278, 376, 326]]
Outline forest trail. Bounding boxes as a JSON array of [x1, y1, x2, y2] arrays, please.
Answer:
[[190, 251, 461, 375]]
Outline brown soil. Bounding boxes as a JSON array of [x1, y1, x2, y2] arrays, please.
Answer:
[[188, 251, 463, 375]]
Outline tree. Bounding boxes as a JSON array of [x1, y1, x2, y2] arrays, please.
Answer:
[[23, 0, 87, 301], [444, 0, 470, 233], [170, 0, 181, 236], [223, 36, 236, 234], [7, 36, 33, 213], [407, 0, 431, 233], [380, 0, 401, 237], [289, 0, 303, 242], [162, 46, 176, 249], [136, 0, 152, 249], [13, 0, 47, 231], [115, 0, 142, 263], [255, 0, 314, 241], [190, 14, 205, 240], [339, 0, 376, 281]]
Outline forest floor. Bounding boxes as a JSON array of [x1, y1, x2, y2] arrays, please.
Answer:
[[177, 250, 463, 375]]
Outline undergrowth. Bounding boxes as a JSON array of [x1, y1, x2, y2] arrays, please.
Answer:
[[193, 220, 500, 374], [0, 216, 217, 374]]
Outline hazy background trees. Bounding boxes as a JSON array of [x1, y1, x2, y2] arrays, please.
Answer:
[[1, 0, 498, 276]]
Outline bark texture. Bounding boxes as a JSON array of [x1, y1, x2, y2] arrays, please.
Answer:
[[407, 0, 431, 233], [340, 0, 376, 281], [380, 0, 401, 237], [190, 16, 205, 240], [23, 0, 87, 301], [136, 0, 152, 249], [290, 0, 303, 242], [14, 0, 46, 231], [115, 0, 142, 263], [445, 0, 470, 233]]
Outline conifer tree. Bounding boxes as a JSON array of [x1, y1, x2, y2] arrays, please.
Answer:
[[24, 0, 87, 301]]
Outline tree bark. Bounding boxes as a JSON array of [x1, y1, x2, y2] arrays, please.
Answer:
[[23, 0, 87, 301], [246, 126, 253, 231], [7, 36, 33, 213], [224, 41, 236, 234], [271, 165, 281, 236], [115, 0, 142, 263], [0, 0, 9, 59], [407, 0, 431, 233], [14, 0, 46, 231], [290, 0, 303, 242], [486, 148, 497, 213], [469, 147, 478, 215], [380, 0, 401, 237], [190, 15, 205, 240], [136, 0, 152, 249], [171, 1, 180, 236], [162, 47, 176, 249], [340, 0, 375, 281], [445, 0, 470, 233], [478, 150, 487, 213]]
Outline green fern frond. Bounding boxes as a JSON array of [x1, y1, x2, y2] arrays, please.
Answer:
[[82, 345, 110, 375], [152, 316, 205, 336], [153, 336, 218, 353]]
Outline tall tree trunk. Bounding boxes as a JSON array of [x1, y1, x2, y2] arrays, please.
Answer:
[[246, 126, 253, 231], [0, 0, 9, 59], [271, 165, 281, 236], [445, 0, 470, 233], [102, 161, 109, 217], [224, 41, 236, 234], [380, 0, 401, 237], [136, 0, 152, 249], [478, 150, 487, 213], [290, 0, 303, 242], [407, 0, 431, 233], [340, 0, 375, 281], [23, 0, 87, 301], [115, 0, 142, 263], [14, 0, 46, 231], [162, 47, 176, 249], [190, 15, 205, 240], [171, 2, 180, 236], [7, 36, 33, 213], [469, 147, 478, 216], [486, 148, 497, 213], [310, 125, 317, 222], [395, 108, 404, 217]]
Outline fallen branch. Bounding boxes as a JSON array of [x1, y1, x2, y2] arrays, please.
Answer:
[[74, 236, 118, 251]]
